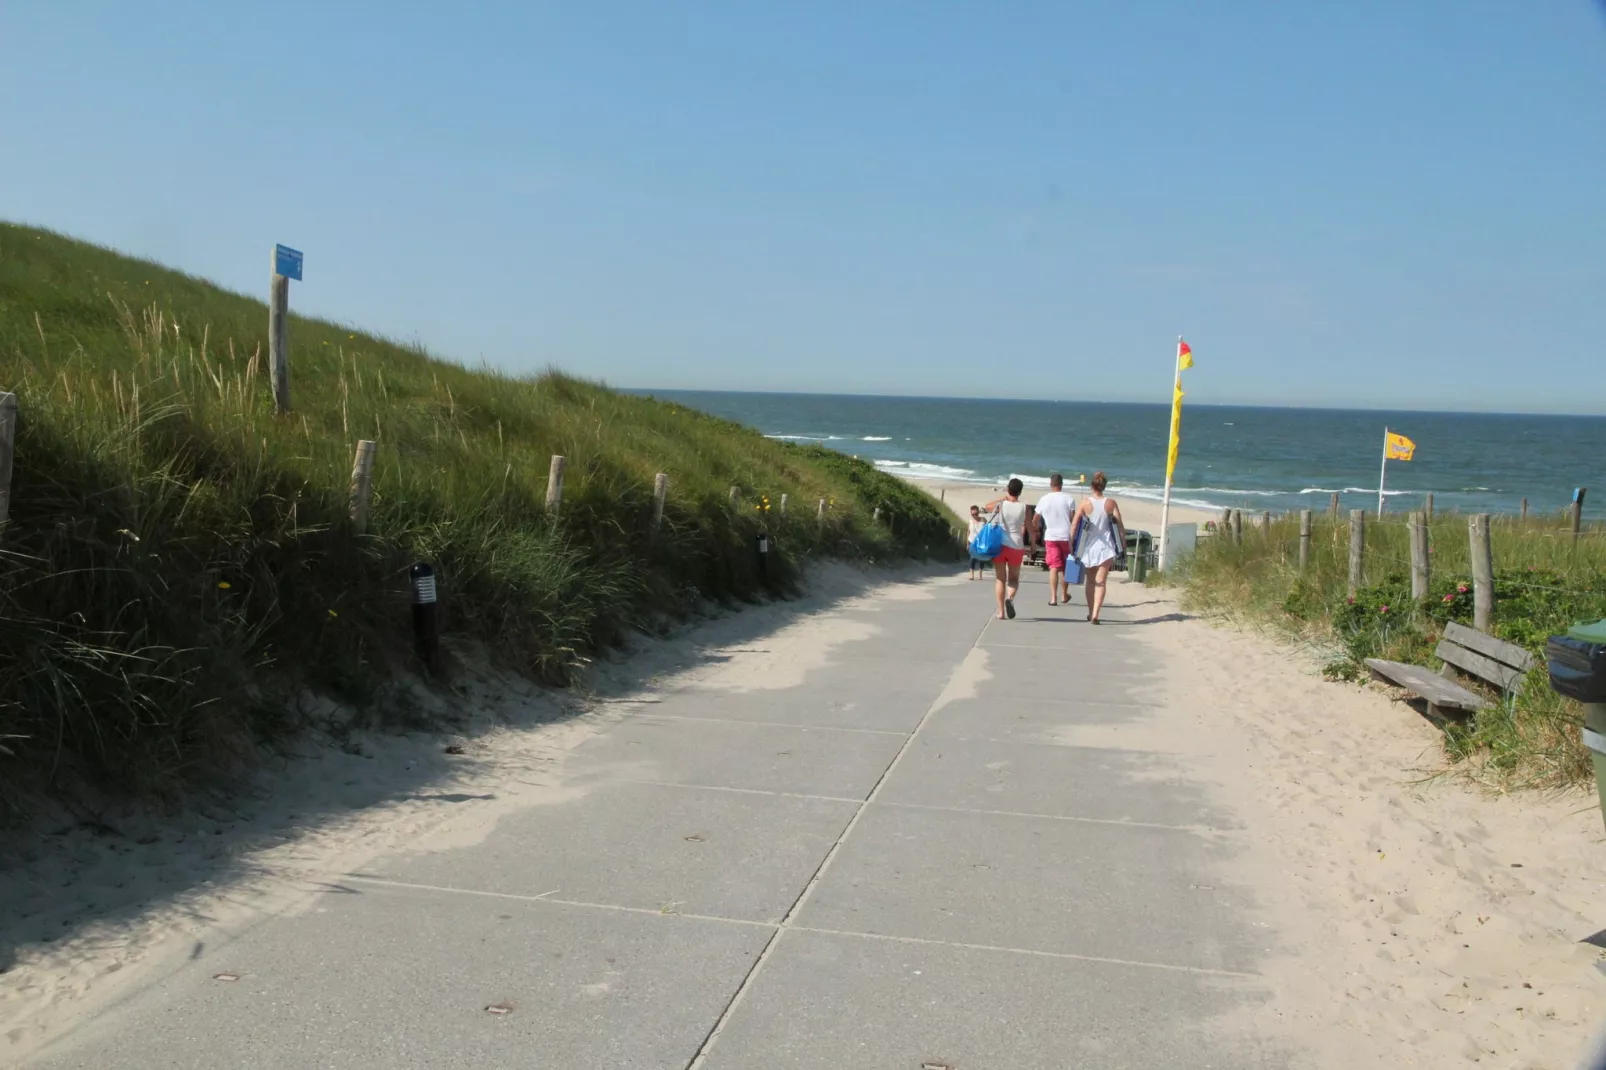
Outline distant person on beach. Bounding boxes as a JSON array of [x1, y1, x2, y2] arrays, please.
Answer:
[[966, 505, 987, 579], [1035, 473, 1078, 607], [981, 478, 1028, 619], [1072, 471, 1125, 624]]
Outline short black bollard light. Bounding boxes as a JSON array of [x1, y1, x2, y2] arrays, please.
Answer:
[[410, 562, 440, 670], [755, 531, 770, 581]]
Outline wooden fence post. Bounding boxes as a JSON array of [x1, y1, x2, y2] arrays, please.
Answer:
[[0, 392, 15, 528], [1348, 509, 1365, 595], [1573, 488, 1587, 547], [1260, 511, 1271, 532], [546, 455, 566, 515], [651, 473, 668, 532], [1231, 509, 1243, 545], [1409, 511, 1429, 600], [1298, 509, 1312, 572], [1218, 507, 1231, 535], [349, 439, 377, 533], [1329, 492, 1340, 519], [269, 273, 291, 414], [1425, 492, 1434, 521], [1470, 513, 1493, 632], [817, 498, 827, 524], [778, 492, 788, 517], [729, 485, 741, 508], [872, 506, 881, 522], [1520, 498, 1529, 522]]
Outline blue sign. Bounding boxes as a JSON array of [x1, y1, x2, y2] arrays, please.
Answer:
[[274, 244, 303, 281]]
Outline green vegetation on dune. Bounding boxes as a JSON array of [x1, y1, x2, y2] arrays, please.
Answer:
[[1166, 512, 1606, 791], [0, 223, 959, 815]]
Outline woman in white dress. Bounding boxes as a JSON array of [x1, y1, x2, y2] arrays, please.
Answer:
[[980, 477, 1028, 620], [1072, 471, 1125, 625]]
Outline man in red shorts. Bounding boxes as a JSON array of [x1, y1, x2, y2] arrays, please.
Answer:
[[1035, 472, 1078, 607]]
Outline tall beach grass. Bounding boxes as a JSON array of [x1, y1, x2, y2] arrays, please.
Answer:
[[0, 223, 960, 816]]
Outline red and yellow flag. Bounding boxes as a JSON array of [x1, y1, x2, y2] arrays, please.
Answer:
[[1385, 431, 1416, 461], [1177, 338, 1194, 370]]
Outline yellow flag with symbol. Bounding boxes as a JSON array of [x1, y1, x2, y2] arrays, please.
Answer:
[[1384, 431, 1416, 461]]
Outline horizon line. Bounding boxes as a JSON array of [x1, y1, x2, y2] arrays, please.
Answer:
[[625, 386, 1605, 420]]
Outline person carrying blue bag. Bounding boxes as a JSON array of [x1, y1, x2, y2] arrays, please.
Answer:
[[977, 478, 1028, 620]]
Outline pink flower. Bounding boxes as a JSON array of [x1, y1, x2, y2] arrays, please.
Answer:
[[1346, 596, 1355, 605], [1456, 584, 1469, 594], [1443, 593, 1454, 603], [1379, 605, 1390, 614]]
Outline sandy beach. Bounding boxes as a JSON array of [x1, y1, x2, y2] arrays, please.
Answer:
[[6, 559, 1605, 1066]]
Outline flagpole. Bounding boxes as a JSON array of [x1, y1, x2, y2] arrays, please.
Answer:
[[1378, 427, 1389, 517], [1157, 336, 1182, 572]]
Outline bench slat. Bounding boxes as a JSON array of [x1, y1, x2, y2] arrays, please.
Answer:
[[1436, 639, 1524, 692], [1364, 659, 1487, 710], [1443, 621, 1534, 672]]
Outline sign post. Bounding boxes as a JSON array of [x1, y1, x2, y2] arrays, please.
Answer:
[[269, 244, 302, 415]]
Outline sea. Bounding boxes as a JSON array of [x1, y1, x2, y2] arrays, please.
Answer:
[[638, 391, 1606, 521]]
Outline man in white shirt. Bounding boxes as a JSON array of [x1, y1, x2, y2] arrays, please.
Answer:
[[1035, 473, 1078, 607]]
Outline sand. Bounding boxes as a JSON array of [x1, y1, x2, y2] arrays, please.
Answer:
[[6, 549, 1606, 1066]]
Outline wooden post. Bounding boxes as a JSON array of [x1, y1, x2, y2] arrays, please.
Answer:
[[1425, 492, 1434, 521], [1409, 511, 1429, 600], [0, 392, 15, 528], [1218, 506, 1231, 535], [778, 492, 788, 517], [1230, 509, 1243, 545], [546, 455, 566, 515], [348, 439, 377, 533], [1260, 511, 1271, 531], [1470, 513, 1494, 632], [817, 498, 827, 523], [872, 506, 881, 522], [1348, 509, 1365, 595], [1520, 497, 1528, 522], [1298, 509, 1312, 571], [939, 487, 945, 502], [269, 273, 291, 414], [1329, 492, 1340, 518], [729, 485, 741, 508], [1573, 488, 1587, 546], [651, 473, 668, 531]]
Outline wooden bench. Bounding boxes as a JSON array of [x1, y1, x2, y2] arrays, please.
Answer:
[[1365, 621, 1535, 719]]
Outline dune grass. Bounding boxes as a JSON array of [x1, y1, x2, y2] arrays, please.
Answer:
[[0, 223, 960, 816], [1167, 509, 1606, 790]]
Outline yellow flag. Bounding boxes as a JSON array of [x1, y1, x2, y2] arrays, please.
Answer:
[[1178, 338, 1193, 370], [1165, 376, 1184, 482], [1385, 431, 1415, 461]]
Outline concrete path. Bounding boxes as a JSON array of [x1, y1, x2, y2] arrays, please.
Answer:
[[30, 570, 1286, 1068]]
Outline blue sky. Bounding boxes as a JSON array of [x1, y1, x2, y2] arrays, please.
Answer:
[[3, 3, 1603, 412]]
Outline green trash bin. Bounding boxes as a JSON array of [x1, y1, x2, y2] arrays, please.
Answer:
[[1546, 618, 1606, 832]]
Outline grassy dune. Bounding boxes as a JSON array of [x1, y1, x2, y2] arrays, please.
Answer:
[[1170, 510, 1606, 790], [0, 223, 958, 815]]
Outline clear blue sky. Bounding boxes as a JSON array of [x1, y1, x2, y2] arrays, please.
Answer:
[[3, 3, 1603, 412]]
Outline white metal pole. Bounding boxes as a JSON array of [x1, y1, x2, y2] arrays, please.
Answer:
[[1377, 427, 1389, 517], [1157, 337, 1183, 571]]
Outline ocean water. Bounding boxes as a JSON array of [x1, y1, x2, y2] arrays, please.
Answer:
[[641, 391, 1606, 520]]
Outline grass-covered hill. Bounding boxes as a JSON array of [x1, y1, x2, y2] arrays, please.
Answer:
[[0, 223, 958, 814]]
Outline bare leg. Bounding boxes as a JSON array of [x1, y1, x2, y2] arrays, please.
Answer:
[[994, 558, 1009, 619], [1090, 562, 1111, 622], [1048, 567, 1062, 604], [1007, 559, 1021, 604], [1083, 562, 1095, 618]]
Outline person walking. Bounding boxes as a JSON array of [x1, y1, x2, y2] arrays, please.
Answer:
[[1072, 471, 1125, 624], [980, 478, 1028, 619], [1035, 473, 1078, 606], [966, 505, 987, 580]]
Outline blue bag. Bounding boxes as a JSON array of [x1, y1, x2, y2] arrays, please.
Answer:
[[968, 510, 1005, 561], [1064, 511, 1085, 584]]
